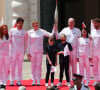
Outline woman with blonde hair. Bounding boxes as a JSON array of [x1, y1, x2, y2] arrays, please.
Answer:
[[27, 19, 57, 86]]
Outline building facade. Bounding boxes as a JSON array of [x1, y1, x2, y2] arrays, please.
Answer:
[[0, 0, 100, 31], [5, 0, 40, 30], [0, 0, 5, 20]]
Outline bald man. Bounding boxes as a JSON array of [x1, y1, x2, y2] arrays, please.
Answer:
[[55, 18, 81, 80], [19, 86, 26, 90]]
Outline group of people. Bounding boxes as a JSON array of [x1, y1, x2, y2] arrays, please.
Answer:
[[0, 17, 100, 89]]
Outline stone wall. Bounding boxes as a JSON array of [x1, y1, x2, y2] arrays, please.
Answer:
[[5, 0, 40, 30], [0, 0, 5, 18]]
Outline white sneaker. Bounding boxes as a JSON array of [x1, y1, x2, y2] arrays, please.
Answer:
[[3, 81, 7, 86], [85, 81, 89, 86], [45, 83, 48, 86], [37, 80, 40, 86], [17, 81, 21, 84], [0, 82, 4, 85], [32, 80, 36, 86], [66, 82, 71, 87], [57, 82, 62, 86], [10, 81, 14, 86], [51, 83, 54, 86], [93, 80, 98, 86], [16, 81, 22, 86]]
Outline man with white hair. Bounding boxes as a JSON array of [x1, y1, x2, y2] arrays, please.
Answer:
[[55, 18, 81, 84]]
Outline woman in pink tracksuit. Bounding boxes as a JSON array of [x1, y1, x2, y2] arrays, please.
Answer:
[[27, 20, 56, 86], [0, 25, 10, 86], [77, 29, 92, 86]]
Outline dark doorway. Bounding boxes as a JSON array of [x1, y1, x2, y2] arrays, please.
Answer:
[[40, 0, 100, 52], [40, 0, 56, 53], [58, 0, 84, 31], [40, 0, 56, 31], [40, 0, 100, 32], [58, 0, 100, 32]]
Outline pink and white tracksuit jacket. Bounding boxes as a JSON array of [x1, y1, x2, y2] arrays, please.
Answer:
[[77, 37, 92, 82], [91, 29, 100, 81], [27, 29, 54, 83], [0, 37, 10, 85], [9, 28, 26, 82]]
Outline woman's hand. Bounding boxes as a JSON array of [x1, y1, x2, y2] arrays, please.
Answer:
[[77, 58, 79, 62]]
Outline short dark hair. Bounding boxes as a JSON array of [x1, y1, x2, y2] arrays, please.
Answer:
[[92, 18, 100, 23], [16, 17, 24, 24]]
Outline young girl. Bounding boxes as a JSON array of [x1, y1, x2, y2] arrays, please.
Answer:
[[57, 34, 73, 87], [0, 25, 10, 86], [45, 37, 57, 86], [77, 29, 92, 86]]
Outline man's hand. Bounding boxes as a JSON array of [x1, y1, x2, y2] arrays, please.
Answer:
[[53, 24, 58, 32], [57, 51, 64, 55], [27, 54, 31, 60], [89, 57, 93, 62], [55, 62, 57, 66]]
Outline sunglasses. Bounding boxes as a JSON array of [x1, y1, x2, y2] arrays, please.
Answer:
[[50, 40, 54, 42]]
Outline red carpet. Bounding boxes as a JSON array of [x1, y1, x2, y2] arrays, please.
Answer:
[[6, 79, 95, 90]]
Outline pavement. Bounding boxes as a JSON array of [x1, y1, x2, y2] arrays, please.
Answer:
[[22, 54, 60, 80], [22, 54, 94, 80]]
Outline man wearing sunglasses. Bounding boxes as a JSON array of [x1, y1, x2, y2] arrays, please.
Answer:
[[57, 34, 73, 86]]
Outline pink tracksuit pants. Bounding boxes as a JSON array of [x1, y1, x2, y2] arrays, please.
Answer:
[[0, 54, 10, 84], [93, 55, 100, 81], [10, 52, 24, 82], [31, 53, 43, 83], [79, 55, 90, 82]]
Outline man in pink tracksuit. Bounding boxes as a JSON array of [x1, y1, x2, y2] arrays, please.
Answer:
[[91, 18, 100, 86], [10, 17, 26, 86], [55, 18, 81, 78], [27, 20, 56, 86]]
